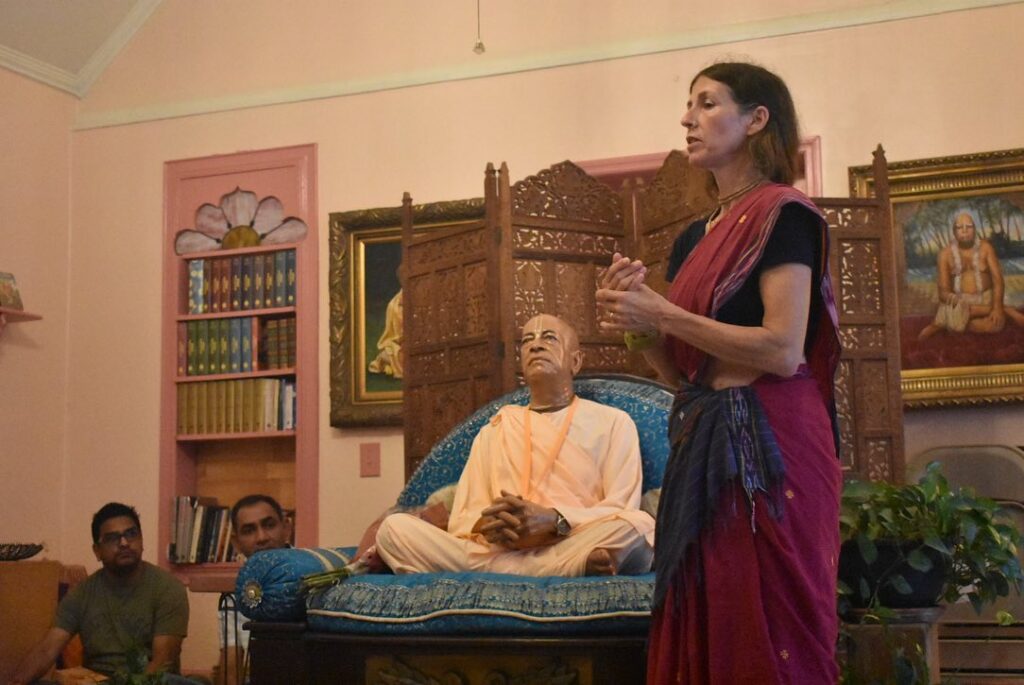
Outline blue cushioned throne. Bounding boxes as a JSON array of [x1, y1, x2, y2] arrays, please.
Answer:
[[239, 375, 671, 685]]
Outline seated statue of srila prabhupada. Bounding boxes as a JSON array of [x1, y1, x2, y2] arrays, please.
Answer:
[[373, 314, 655, 577]]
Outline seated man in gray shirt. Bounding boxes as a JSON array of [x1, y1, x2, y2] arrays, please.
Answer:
[[8, 502, 190, 684]]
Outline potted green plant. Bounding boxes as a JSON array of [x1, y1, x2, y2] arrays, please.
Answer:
[[837, 461, 1023, 684], [839, 461, 1022, 614]]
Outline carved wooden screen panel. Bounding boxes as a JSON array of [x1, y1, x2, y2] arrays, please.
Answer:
[[817, 147, 905, 482], [632, 150, 716, 296], [401, 194, 492, 477], [500, 161, 630, 389]]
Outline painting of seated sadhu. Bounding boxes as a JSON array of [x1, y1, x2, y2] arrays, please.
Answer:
[[897, 192, 1024, 371]]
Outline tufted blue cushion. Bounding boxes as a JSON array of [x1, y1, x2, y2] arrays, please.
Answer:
[[305, 571, 654, 636], [398, 375, 672, 507], [236, 546, 353, 621]]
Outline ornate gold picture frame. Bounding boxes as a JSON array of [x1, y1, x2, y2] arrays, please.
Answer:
[[329, 206, 405, 427], [850, 148, 1024, 407], [329, 198, 486, 427]]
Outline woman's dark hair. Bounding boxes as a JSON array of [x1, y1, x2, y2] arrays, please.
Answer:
[[691, 62, 800, 185]]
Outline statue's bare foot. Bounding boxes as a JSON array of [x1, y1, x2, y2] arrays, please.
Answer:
[[585, 548, 616, 576]]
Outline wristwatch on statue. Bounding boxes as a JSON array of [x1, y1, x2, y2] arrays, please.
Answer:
[[553, 510, 571, 537]]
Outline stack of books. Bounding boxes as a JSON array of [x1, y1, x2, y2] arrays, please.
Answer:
[[169, 496, 236, 564], [187, 248, 296, 314], [176, 378, 297, 435]]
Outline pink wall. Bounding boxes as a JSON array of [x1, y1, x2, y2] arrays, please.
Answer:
[[3, 1, 1023, 673], [0, 67, 75, 558]]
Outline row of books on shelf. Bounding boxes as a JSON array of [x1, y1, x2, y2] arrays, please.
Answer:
[[187, 249, 296, 314], [170, 496, 238, 564], [177, 377, 296, 435], [177, 316, 296, 376]]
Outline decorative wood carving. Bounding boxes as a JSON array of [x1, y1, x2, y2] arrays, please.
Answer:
[[511, 161, 622, 225], [818, 145, 906, 482], [403, 147, 904, 483]]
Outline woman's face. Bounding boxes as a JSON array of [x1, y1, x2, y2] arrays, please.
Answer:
[[681, 76, 756, 171]]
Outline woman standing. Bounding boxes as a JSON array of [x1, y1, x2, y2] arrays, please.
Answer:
[[597, 62, 842, 683]]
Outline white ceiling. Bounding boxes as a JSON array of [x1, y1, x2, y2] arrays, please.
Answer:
[[0, 0, 160, 97]]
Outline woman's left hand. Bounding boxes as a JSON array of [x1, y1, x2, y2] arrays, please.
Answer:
[[596, 284, 669, 333], [600, 253, 648, 291]]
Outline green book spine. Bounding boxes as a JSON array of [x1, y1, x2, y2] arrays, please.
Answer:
[[274, 250, 287, 307], [218, 319, 230, 374], [286, 249, 296, 306], [176, 322, 187, 377], [196, 320, 209, 375], [230, 256, 242, 311], [229, 318, 241, 373], [207, 319, 220, 376], [241, 318, 253, 372]]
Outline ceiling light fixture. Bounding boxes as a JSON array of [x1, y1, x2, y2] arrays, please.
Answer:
[[473, 0, 486, 54]]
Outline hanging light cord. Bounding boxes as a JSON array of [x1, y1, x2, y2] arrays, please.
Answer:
[[474, 0, 486, 54]]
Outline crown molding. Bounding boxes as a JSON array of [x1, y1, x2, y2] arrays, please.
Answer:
[[73, 0, 1022, 131], [0, 43, 78, 95], [76, 0, 164, 96], [0, 0, 162, 98]]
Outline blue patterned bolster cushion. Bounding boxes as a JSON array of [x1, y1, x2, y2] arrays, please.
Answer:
[[305, 571, 655, 636], [236, 546, 354, 621]]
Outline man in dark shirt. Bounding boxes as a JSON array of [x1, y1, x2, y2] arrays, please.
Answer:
[[8, 503, 190, 684]]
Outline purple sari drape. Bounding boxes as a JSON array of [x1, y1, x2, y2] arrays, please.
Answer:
[[648, 184, 842, 685]]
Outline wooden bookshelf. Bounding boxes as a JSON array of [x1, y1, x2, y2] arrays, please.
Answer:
[[159, 145, 319, 590]]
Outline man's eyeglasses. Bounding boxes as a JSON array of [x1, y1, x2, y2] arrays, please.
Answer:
[[99, 527, 141, 547]]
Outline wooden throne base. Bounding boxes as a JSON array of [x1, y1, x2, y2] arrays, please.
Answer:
[[248, 622, 647, 685]]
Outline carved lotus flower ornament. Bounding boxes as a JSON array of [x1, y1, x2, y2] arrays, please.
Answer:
[[174, 187, 308, 254]]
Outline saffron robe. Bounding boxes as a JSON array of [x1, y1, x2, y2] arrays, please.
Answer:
[[376, 398, 655, 576]]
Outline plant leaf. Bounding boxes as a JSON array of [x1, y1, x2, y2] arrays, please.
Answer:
[[996, 610, 1014, 626], [888, 573, 913, 595], [857, 533, 878, 565], [923, 533, 951, 555], [905, 548, 934, 572]]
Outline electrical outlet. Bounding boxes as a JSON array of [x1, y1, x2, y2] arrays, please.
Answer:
[[359, 442, 381, 477]]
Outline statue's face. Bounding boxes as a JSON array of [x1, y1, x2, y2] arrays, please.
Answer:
[[519, 315, 581, 385], [953, 213, 977, 248]]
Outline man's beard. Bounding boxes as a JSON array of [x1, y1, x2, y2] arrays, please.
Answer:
[[957, 238, 976, 250], [105, 553, 141, 576]]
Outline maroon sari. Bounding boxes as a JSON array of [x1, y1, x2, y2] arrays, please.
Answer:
[[647, 184, 842, 684]]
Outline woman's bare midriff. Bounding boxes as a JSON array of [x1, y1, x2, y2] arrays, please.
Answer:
[[703, 356, 805, 390]]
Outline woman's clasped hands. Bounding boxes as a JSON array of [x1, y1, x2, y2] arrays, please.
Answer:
[[596, 252, 668, 335]]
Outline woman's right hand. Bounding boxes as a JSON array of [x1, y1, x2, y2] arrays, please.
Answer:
[[601, 253, 647, 291]]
